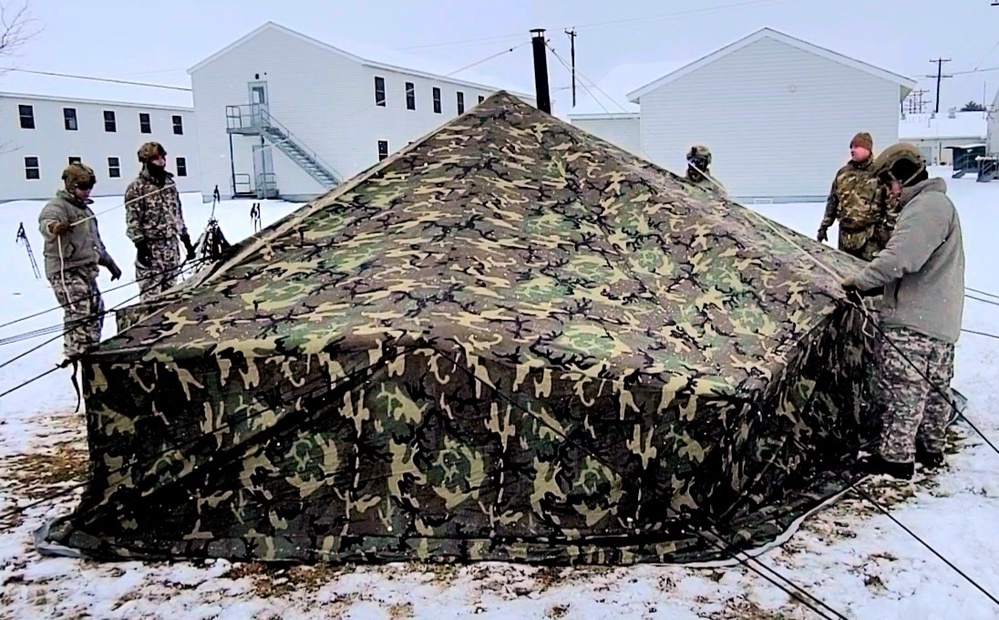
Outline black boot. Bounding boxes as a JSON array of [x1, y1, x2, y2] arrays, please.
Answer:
[[860, 455, 914, 480], [916, 448, 945, 470]]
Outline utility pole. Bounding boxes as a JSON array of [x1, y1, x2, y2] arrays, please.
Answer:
[[926, 59, 952, 114], [565, 28, 577, 107]]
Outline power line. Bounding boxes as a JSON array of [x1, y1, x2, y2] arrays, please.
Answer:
[[396, 0, 792, 50], [569, 0, 790, 31], [0, 67, 192, 91]]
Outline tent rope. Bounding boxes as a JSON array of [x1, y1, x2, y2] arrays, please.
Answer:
[[691, 169, 999, 609], [848, 481, 999, 606], [0, 339, 847, 620]]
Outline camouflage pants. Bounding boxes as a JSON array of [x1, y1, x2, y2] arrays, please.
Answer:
[[877, 325, 955, 463], [48, 264, 104, 357], [839, 225, 882, 262], [137, 237, 181, 303]]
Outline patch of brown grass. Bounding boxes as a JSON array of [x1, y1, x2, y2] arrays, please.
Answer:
[[220, 561, 359, 598], [4, 442, 88, 492]]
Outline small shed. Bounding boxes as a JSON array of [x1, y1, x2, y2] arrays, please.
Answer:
[[945, 143, 986, 177]]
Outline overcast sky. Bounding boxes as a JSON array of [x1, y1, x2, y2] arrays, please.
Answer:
[[2, 0, 997, 114]]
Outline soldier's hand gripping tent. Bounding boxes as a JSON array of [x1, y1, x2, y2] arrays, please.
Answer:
[[40, 93, 883, 566]]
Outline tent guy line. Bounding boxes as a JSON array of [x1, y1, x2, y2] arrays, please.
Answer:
[[10, 337, 851, 620], [0, 255, 213, 347], [848, 481, 999, 607]]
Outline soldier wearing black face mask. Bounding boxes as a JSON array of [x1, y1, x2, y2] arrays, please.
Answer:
[[685, 144, 727, 198], [124, 141, 195, 303]]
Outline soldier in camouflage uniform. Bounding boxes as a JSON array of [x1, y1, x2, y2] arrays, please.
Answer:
[[685, 145, 728, 197], [843, 143, 965, 480], [38, 163, 122, 361], [125, 141, 196, 303], [818, 132, 885, 261]]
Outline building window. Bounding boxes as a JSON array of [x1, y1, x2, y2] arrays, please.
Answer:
[[432, 87, 441, 114], [139, 112, 151, 134], [176, 157, 187, 177], [374, 76, 386, 106], [405, 82, 415, 110], [68, 156, 81, 165], [478, 95, 485, 104], [172, 115, 183, 135], [104, 110, 117, 132], [18, 104, 34, 129], [377, 140, 388, 161], [63, 108, 78, 131], [24, 156, 39, 180], [108, 157, 121, 178], [456, 91, 464, 114]]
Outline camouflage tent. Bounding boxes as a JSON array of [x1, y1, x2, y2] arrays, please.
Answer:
[[40, 92, 878, 565]]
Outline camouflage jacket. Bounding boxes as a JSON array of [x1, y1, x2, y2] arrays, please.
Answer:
[[820, 158, 881, 231], [686, 169, 728, 199], [38, 190, 115, 278], [125, 168, 189, 243]]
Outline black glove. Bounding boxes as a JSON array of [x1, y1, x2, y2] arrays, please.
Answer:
[[106, 259, 122, 281], [135, 240, 152, 267], [842, 280, 881, 301], [817, 228, 828, 243], [180, 233, 196, 261]]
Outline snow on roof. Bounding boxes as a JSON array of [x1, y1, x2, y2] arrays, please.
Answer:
[[899, 111, 987, 140], [189, 22, 534, 98], [0, 70, 193, 109], [563, 60, 688, 117]]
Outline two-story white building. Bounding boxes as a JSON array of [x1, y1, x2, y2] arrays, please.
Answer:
[[569, 28, 916, 203], [188, 22, 536, 202], [0, 92, 199, 202]]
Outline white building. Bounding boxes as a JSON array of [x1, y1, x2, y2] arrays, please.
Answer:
[[188, 22, 535, 202], [899, 109, 987, 165], [0, 92, 199, 202], [562, 61, 683, 156], [569, 28, 916, 202]]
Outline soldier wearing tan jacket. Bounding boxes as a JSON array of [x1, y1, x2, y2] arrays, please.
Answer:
[[818, 132, 886, 261]]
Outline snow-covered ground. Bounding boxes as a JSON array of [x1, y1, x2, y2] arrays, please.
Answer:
[[1, 168, 998, 619]]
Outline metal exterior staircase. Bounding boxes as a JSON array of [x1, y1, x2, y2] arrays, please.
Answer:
[[226, 104, 341, 192]]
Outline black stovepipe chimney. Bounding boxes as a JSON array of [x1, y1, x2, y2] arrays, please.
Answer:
[[530, 29, 551, 114]]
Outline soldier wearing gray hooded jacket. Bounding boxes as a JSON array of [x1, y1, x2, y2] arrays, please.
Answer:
[[843, 143, 965, 480], [38, 163, 122, 360]]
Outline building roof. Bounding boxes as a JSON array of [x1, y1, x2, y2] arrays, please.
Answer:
[[0, 70, 193, 109], [0, 89, 192, 111], [899, 111, 988, 140], [627, 27, 916, 103], [188, 22, 533, 98], [564, 61, 688, 117]]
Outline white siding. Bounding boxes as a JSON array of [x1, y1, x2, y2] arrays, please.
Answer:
[[570, 115, 643, 156], [638, 37, 901, 201], [190, 26, 535, 202], [0, 95, 198, 202]]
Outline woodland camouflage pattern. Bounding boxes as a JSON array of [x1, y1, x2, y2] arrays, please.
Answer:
[[126, 168, 189, 302], [44, 93, 879, 565], [820, 158, 885, 260]]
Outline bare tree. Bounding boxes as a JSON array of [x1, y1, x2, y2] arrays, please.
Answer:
[[0, 0, 38, 62], [0, 0, 41, 153]]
